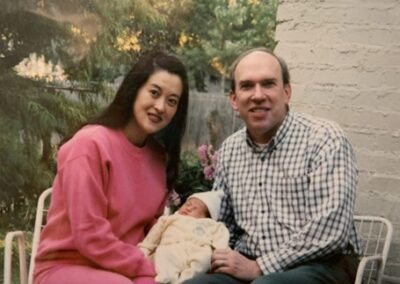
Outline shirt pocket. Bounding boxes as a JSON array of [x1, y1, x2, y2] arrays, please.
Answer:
[[270, 175, 309, 231]]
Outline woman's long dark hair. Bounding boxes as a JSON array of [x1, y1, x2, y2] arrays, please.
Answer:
[[86, 51, 189, 191]]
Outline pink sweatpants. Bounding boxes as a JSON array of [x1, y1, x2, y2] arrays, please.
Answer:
[[35, 264, 156, 284]]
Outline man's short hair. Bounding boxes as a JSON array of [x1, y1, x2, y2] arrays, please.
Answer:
[[229, 47, 290, 91]]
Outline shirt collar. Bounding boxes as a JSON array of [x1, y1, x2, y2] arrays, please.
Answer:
[[245, 110, 294, 153]]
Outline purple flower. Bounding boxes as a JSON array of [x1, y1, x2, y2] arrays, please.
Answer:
[[167, 190, 181, 207], [210, 151, 219, 167], [197, 144, 209, 166], [197, 144, 219, 181], [203, 165, 215, 180]]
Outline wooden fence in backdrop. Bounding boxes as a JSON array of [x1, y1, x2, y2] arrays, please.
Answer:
[[182, 90, 243, 151]]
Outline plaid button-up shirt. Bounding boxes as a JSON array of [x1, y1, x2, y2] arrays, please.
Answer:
[[214, 111, 362, 274]]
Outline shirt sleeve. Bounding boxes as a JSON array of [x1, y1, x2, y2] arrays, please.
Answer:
[[257, 131, 358, 274], [59, 141, 155, 278], [138, 216, 170, 256]]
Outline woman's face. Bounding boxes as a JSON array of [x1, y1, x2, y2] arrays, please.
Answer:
[[127, 70, 183, 145]]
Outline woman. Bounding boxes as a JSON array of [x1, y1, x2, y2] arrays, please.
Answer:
[[34, 51, 189, 284]]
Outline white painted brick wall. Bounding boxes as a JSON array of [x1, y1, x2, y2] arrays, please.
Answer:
[[275, 0, 400, 277]]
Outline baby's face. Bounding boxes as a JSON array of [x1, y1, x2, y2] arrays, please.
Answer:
[[178, 197, 208, 218]]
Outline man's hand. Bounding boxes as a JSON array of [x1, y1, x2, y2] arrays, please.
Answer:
[[211, 248, 262, 281]]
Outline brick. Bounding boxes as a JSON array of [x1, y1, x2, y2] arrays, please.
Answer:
[[279, 6, 399, 26], [347, 131, 400, 152], [361, 47, 400, 68], [346, 88, 400, 112], [357, 174, 400, 201], [355, 190, 399, 217], [276, 43, 367, 66], [340, 26, 400, 46], [355, 150, 400, 175], [294, 104, 400, 131]]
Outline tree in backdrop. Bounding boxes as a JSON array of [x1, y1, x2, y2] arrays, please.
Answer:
[[0, 8, 88, 229], [176, 0, 278, 92], [0, 0, 172, 228]]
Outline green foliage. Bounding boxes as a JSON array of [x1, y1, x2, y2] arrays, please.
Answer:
[[0, 4, 114, 229], [70, 0, 191, 82], [0, 10, 71, 71], [176, 0, 278, 91], [0, 71, 94, 230], [175, 151, 213, 202]]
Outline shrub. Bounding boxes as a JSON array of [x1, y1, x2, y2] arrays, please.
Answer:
[[171, 144, 218, 210]]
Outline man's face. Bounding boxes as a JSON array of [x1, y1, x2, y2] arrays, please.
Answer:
[[230, 51, 291, 144]]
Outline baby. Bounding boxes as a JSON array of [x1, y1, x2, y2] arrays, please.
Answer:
[[139, 191, 229, 284]]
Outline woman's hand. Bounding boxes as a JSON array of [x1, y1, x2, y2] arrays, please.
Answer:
[[211, 248, 262, 281]]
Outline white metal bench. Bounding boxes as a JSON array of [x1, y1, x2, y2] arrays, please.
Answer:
[[4, 187, 52, 284], [3, 188, 394, 284], [354, 215, 393, 284]]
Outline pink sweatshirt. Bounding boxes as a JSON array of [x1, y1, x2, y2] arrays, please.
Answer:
[[34, 125, 167, 281]]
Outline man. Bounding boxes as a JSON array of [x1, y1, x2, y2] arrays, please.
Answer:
[[182, 47, 361, 284]]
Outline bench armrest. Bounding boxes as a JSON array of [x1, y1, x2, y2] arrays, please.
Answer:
[[354, 255, 383, 284], [4, 231, 28, 284]]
